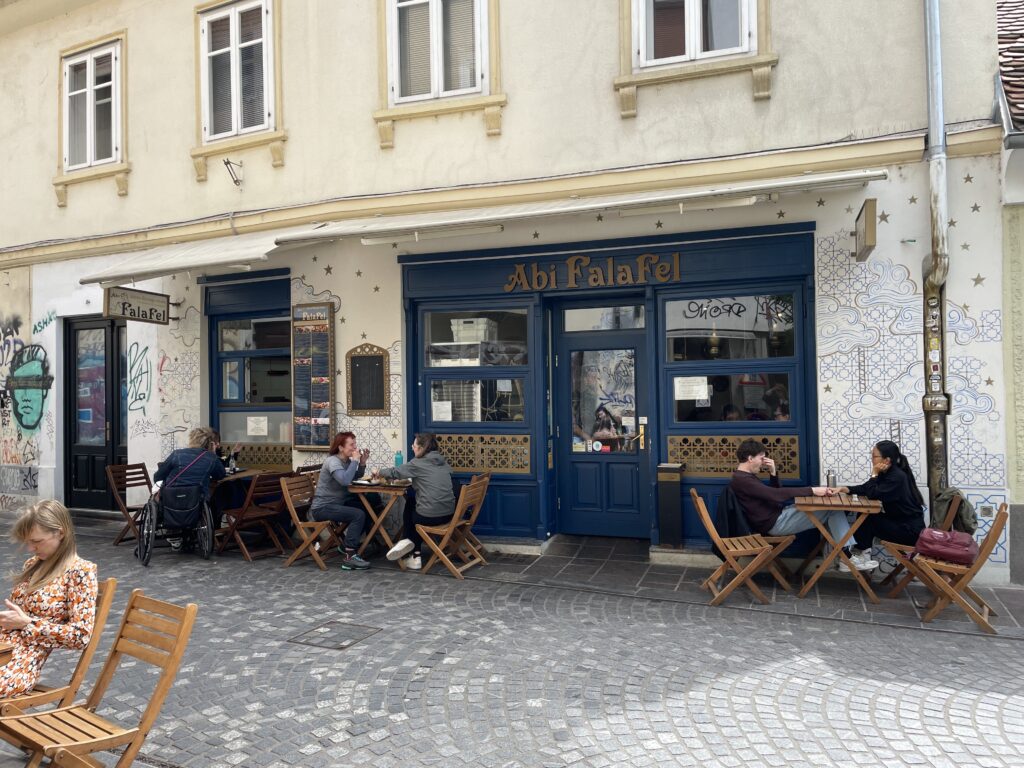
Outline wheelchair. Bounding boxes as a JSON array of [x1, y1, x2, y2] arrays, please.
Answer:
[[137, 484, 215, 566]]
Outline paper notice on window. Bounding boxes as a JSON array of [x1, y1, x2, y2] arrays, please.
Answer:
[[247, 416, 268, 436], [432, 401, 453, 422], [497, 379, 512, 392], [674, 376, 708, 400]]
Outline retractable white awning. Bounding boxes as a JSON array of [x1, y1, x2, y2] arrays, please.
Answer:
[[78, 228, 303, 288], [271, 169, 889, 249]]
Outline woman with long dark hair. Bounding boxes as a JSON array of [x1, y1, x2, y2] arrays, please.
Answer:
[[838, 440, 926, 557], [309, 431, 371, 571]]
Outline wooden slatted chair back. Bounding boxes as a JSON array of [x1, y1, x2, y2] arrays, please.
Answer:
[[60, 577, 118, 707], [249, 472, 287, 508], [956, 504, 1007, 579], [689, 488, 725, 551], [86, 590, 198, 749], [938, 493, 963, 531], [456, 472, 490, 527], [281, 474, 315, 526]]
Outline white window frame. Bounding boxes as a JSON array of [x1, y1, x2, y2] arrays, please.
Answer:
[[199, 0, 275, 143], [62, 42, 122, 173], [635, 0, 754, 70], [388, 0, 488, 106]]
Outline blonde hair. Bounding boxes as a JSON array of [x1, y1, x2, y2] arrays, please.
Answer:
[[10, 499, 77, 592], [188, 427, 217, 450]]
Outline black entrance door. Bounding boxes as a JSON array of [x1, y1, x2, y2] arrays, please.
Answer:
[[65, 318, 127, 509]]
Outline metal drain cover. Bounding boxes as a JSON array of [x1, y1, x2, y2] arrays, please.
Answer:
[[288, 621, 381, 650]]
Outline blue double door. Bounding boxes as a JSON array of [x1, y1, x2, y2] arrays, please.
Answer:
[[552, 301, 652, 538]]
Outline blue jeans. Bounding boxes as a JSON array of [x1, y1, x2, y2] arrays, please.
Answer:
[[769, 504, 852, 546]]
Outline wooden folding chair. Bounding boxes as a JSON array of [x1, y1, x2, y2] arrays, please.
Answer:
[[690, 488, 795, 606], [217, 472, 290, 561], [0, 578, 116, 712], [279, 475, 346, 570], [882, 494, 961, 597], [105, 465, 153, 546], [417, 472, 491, 579], [0, 589, 197, 768], [883, 505, 1007, 634]]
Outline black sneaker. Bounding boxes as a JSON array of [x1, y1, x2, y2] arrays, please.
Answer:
[[341, 552, 370, 570]]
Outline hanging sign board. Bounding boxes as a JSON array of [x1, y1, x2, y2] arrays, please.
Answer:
[[855, 198, 877, 262], [291, 302, 335, 451], [103, 286, 170, 325]]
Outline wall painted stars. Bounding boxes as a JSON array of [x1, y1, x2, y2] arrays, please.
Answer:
[[908, 196, 918, 204], [374, 286, 380, 292], [324, 265, 333, 275], [972, 273, 986, 286], [964, 173, 974, 183], [655, 220, 663, 228], [971, 203, 981, 213], [878, 210, 890, 223], [985, 377, 995, 386], [356, 270, 362, 277], [949, 218, 957, 228], [845, 205, 854, 214], [595, 214, 604, 222], [961, 243, 970, 251], [361, 332, 367, 339], [816, 198, 825, 207], [777, 210, 786, 218], [532, 231, 540, 239]]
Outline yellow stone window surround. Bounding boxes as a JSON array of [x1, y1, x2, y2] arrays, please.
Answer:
[[53, 31, 130, 208], [190, 0, 287, 182], [373, 0, 507, 149], [614, 0, 778, 118]]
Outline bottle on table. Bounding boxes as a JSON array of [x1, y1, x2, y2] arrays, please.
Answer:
[[394, 450, 403, 466], [826, 468, 836, 488], [229, 454, 237, 473]]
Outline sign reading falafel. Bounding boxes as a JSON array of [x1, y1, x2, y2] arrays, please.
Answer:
[[502, 253, 681, 293], [103, 287, 170, 325]]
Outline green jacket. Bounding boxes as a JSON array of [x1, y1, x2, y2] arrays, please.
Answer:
[[930, 486, 978, 534]]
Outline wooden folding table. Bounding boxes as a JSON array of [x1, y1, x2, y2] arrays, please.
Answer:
[[794, 493, 882, 602], [349, 482, 409, 568]]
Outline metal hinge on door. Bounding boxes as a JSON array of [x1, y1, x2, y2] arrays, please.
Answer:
[[557, 498, 561, 510]]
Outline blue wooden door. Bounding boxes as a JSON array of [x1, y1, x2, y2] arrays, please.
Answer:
[[553, 303, 651, 538]]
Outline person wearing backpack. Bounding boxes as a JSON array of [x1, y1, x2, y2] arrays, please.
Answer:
[[837, 440, 925, 569]]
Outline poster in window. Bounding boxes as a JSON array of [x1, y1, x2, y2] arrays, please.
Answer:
[[291, 303, 335, 450]]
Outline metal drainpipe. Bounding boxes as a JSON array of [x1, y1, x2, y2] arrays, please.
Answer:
[[922, 0, 951, 510]]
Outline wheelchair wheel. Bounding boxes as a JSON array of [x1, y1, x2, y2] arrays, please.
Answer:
[[138, 500, 156, 567], [197, 504, 214, 560]]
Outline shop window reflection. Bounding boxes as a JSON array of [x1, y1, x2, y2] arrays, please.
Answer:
[[665, 294, 795, 360]]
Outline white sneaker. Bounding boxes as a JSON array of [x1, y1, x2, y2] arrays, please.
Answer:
[[839, 550, 878, 572], [401, 554, 422, 570], [387, 538, 415, 561]]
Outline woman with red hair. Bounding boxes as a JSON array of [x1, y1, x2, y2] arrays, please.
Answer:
[[309, 431, 371, 570]]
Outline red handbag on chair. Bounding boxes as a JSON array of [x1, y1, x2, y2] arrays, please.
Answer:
[[913, 527, 979, 565]]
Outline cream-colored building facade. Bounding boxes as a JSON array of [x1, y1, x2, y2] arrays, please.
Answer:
[[0, 0, 1016, 580]]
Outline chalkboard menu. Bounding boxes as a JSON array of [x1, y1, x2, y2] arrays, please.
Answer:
[[346, 343, 390, 417], [291, 302, 335, 450]]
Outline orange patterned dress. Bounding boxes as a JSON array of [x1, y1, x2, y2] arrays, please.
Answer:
[[0, 556, 98, 698]]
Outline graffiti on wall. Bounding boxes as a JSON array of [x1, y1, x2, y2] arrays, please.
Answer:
[[0, 314, 25, 369], [4, 345, 53, 432], [127, 342, 153, 415]]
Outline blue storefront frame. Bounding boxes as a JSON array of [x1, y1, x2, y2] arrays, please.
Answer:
[[399, 222, 818, 547]]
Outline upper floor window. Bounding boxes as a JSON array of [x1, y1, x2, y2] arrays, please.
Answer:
[[199, 0, 275, 142], [637, 0, 752, 68], [389, 0, 488, 104], [63, 42, 121, 172]]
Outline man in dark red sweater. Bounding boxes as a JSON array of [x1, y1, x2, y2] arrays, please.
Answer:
[[729, 439, 878, 572]]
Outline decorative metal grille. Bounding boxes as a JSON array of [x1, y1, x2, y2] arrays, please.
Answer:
[[238, 443, 293, 471], [667, 435, 800, 479], [436, 434, 531, 474]]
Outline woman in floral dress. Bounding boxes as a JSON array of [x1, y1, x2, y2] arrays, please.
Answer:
[[0, 500, 98, 698]]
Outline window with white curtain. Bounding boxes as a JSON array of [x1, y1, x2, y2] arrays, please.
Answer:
[[199, 0, 274, 142], [636, 0, 752, 68], [390, 0, 487, 104], [63, 42, 121, 172]]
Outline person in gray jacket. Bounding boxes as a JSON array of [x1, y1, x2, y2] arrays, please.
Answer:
[[380, 433, 455, 570]]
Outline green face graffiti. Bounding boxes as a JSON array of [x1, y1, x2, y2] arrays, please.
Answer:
[[5, 346, 53, 432]]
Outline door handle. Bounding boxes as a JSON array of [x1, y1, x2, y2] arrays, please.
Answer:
[[106, 422, 111, 443], [638, 424, 645, 450]]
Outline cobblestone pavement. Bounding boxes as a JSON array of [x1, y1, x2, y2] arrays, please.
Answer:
[[0, 537, 1022, 768]]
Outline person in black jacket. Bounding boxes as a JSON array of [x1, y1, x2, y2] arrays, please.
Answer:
[[837, 440, 926, 552]]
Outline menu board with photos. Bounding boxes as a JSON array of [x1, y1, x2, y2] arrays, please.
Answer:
[[291, 302, 335, 450]]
